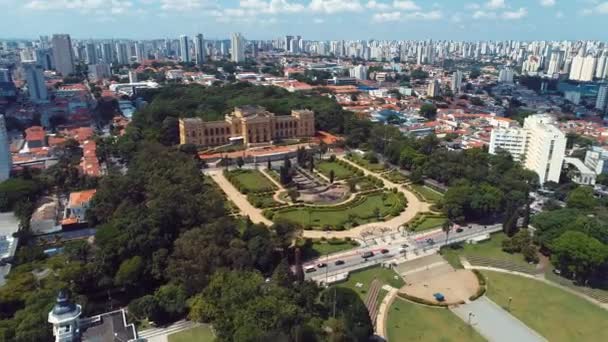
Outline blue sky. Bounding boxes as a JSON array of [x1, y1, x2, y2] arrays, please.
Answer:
[[1, 0, 607, 41]]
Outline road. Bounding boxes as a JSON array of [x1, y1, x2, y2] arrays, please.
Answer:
[[304, 223, 502, 282]]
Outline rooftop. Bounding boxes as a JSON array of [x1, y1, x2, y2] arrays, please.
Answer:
[[68, 189, 97, 208]]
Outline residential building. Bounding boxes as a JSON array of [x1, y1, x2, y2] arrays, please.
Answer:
[[88, 64, 111, 81], [451, 70, 463, 94], [498, 67, 514, 83], [23, 63, 48, 103], [570, 53, 597, 81], [179, 105, 315, 147], [596, 84, 608, 112], [62, 189, 96, 225], [0, 68, 11, 83], [85, 42, 97, 65], [596, 51, 608, 79], [51, 34, 75, 76], [0, 115, 10, 182], [115, 42, 129, 65], [101, 42, 114, 63], [350, 65, 368, 80], [231, 33, 245, 63], [194, 33, 205, 66], [564, 157, 596, 186], [489, 114, 566, 184], [179, 34, 190, 63], [522, 55, 541, 74], [427, 79, 440, 98], [584, 146, 608, 175], [547, 50, 563, 75], [135, 42, 145, 63]]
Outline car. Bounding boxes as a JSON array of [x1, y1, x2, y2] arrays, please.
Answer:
[[362, 251, 374, 258], [334, 260, 345, 266], [426, 238, 435, 245], [317, 263, 327, 268], [456, 228, 464, 233], [399, 248, 407, 254], [401, 243, 409, 248], [380, 249, 389, 254], [304, 266, 316, 273]]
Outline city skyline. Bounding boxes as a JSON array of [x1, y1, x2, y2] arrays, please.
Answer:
[[0, 0, 608, 41]]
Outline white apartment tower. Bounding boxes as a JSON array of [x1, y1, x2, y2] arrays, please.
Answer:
[[489, 114, 566, 184], [23, 63, 48, 103], [51, 34, 75, 76], [451, 70, 463, 94], [350, 65, 368, 80], [179, 35, 190, 63], [596, 84, 608, 112], [115, 42, 129, 65], [0, 115, 11, 182], [231, 33, 245, 63], [427, 79, 440, 98], [596, 51, 608, 79], [547, 50, 563, 75], [135, 42, 145, 63], [194, 34, 205, 66], [498, 67, 514, 83]]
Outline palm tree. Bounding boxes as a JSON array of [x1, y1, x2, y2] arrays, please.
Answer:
[[442, 220, 452, 246]]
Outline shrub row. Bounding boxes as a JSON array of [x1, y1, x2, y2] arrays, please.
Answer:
[[397, 292, 465, 307], [247, 193, 281, 209]]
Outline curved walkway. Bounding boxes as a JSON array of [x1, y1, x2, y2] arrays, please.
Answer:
[[376, 286, 399, 339]]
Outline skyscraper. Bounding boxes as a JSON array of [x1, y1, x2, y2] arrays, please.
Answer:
[[498, 67, 514, 83], [116, 42, 129, 65], [596, 84, 608, 112], [179, 35, 190, 63], [194, 34, 205, 66], [231, 33, 245, 63], [596, 51, 608, 80], [135, 42, 145, 63], [547, 50, 563, 75], [51, 34, 75, 76], [0, 115, 11, 182], [101, 42, 115, 64], [451, 70, 463, 94], [23, 63, 48, 103], [580, 55, 598, 82]]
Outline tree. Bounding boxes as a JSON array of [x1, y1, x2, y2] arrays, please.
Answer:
[[329, 169, 335, 184], [114, 256, 144, 288], [419, 103, 437, 120], [551, 231, 608, 284], [319, 141, 328, 158], [566, 186, 597, 211], [469, 69, 481, 79], [236, 156, 245, 169], [154, 284, 188, 322]]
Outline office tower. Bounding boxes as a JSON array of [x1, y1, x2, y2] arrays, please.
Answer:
[[427, 79, 440, 98], [101, 42, 115, 63], [451, 70, 463, 94], [0, 115, 11, 182], [35, 48, 53, 70], [116, 42, 129, 65], [85, 43, 97, 65], [194, 34, 205, 66], [596, 84, 608, 112], [231, 33, 245, 63], [179, 35, 190, 63], [88, 64, 111, 81], [0, 68, 11, 83], [23, 63, 48, 103], [285, 35, 293, 52], [51, 34, 75, 76], [489, 114, 566, 184], [547, 50, 563, 75], [135, 42, 145, 63], [349, 65, 368, 80], [498, 67, 514, 83]]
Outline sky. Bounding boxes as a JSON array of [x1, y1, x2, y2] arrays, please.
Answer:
[[1, 0, 608, 41]]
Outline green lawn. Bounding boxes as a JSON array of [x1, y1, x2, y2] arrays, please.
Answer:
[[316, 160, 356, 180], [387, 299, 486, 342], [411, 184, 444, 203], [311, 240, 358, 256], [336, 265, 405, 300], [411, 216, 447, 232], [168, 325, 215, 342], [482, 271, 608, 342], [457, 232, 530, 266], [348, 154, 387, 172], [226, 169, 276, 194], [274, 191, 405, 228]]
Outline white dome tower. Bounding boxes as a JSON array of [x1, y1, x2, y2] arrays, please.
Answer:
[[48, 290, 82, 342]]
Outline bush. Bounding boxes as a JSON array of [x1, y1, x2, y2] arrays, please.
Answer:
[[472, 269, 486, 286], [522, 244, 539, 263], [469, 286, 486, 301]]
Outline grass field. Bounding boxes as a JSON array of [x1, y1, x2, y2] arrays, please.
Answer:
[[311, 240, 358, 256], [274, 191, 404, 228], [482, 271, 608, 342], [336, 265, 405, 300], [226, 169, 276, 194], [411, 184, 444, 203], [168, 326, 215, 342], [316, 160, 356, 180], [440, 232, 532, 269], [386, 299, 486, 342], [348, 154, 387, 172], [411, 216, 447, 232]]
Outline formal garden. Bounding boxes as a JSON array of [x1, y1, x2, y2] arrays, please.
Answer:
[[315, 158, 363, 180], [345, 152, 388, 172], [223, 169, 277, 194], [268, 189, 407, 229]]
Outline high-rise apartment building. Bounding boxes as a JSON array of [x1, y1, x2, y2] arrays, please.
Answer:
[[51, 34, 75, 76], [547, 50, 563, 75], [135, 42, 145, 63], [179, 35, 190, 63], [596, 84, 608, 112], [498, 67, 514, 83], [231, 33, 245, 63], [349, 65, 368, 80], [427, 79, 440, 98], [451, 70, 463, 94], [23, 63, 48, 103], [116, 42, 129, 65], [194, 34, 205, 66], [101, 42, 115, 63], [0, 115, 11, 182], [596, 51, 608, 79], [489, 114, 566, 184], [85, 42, 97, 65]]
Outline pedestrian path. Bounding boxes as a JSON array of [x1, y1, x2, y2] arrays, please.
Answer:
[[451, 297, 547, 342], [138, 320, 199, 342]]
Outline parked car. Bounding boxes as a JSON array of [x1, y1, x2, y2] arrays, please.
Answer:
[[380, 249, 389, 254], [334, 260, 345, 266], [362, 251, 374, 258], [304, 266, 316, 273], [456, 228, 464, 233], [426, 238, 435, 245], [317, 263, 327, 268]]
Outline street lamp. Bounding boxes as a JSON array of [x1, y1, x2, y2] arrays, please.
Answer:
[[468, 312, 475, 325]]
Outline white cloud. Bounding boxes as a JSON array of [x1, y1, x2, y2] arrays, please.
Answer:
[[540, 0, 556, 7], [309, 0, 363, 13], [485, 0, 506, 9], [502, 7, 527, 19], [366, 0, 390, 10], [372, 11, 401, 22], [451, 12, 463, 22], [160, 0, 205, 11], [392, 1, 420, 11], [25, 0, 134, 14], [597, 2, 608, 13], [313, 18, 325, 23], [403, 10, 442, 19], [472, 10, 496, 19], [240, 0, 305, 14], [555, 10, 564, 18]]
